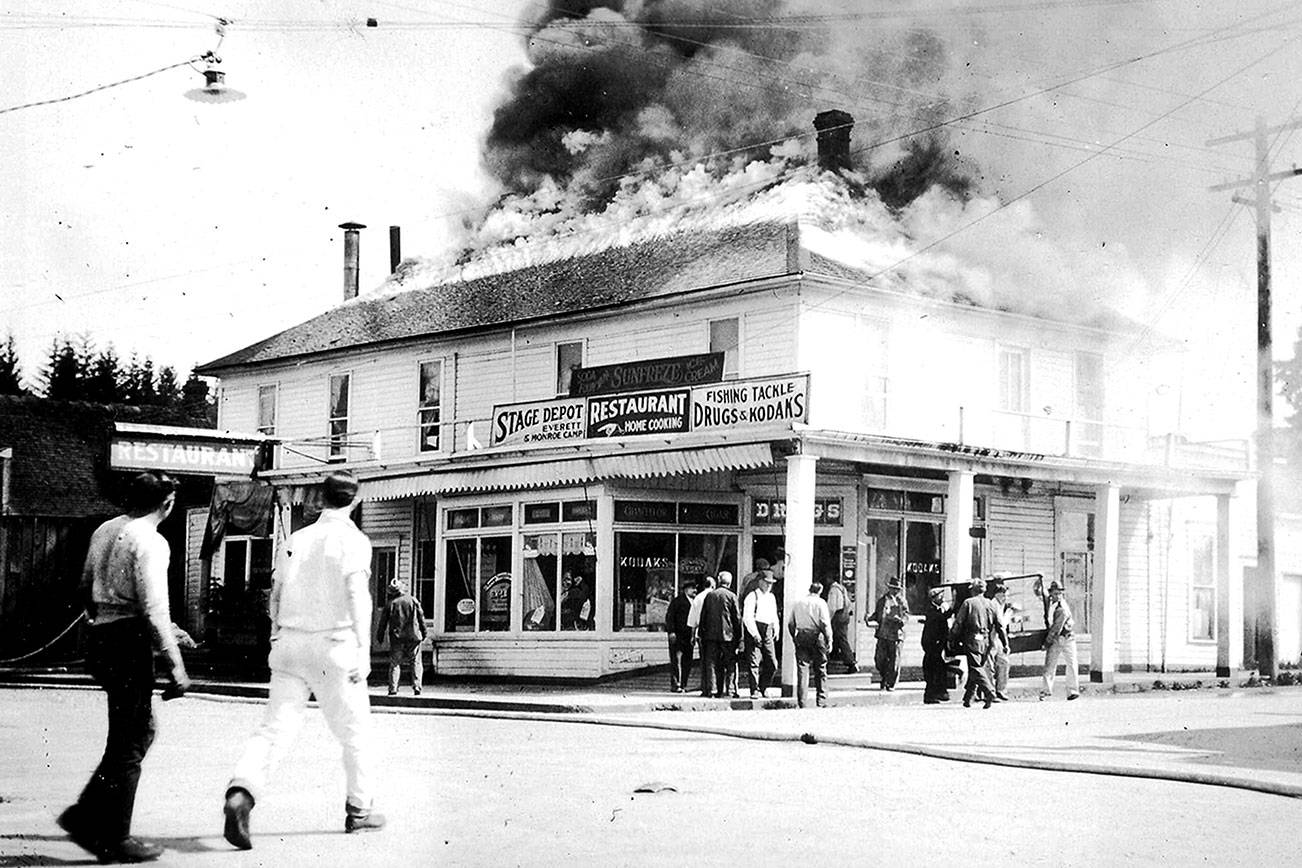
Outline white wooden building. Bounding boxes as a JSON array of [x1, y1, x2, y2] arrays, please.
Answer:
[[194, 212, 1259, 682]]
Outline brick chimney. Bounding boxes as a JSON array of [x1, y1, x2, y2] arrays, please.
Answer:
[[813, 110, 854, 173], [389, 225, 401, 274], [339, 222, 365, 300]]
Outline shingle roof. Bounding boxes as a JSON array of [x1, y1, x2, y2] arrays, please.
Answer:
[[0, 396, 203, 518], [196, 221, 795, 373]]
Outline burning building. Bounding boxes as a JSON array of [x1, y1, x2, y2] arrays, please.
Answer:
[[191, 2, 1281, 681]]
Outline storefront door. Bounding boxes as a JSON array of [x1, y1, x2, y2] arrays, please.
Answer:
[[863, 518, 943, 615]]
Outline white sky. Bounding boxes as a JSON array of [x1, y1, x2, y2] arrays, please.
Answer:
[[3, 0, 1302, 443]]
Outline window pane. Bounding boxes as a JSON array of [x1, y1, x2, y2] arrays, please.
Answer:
[[709, 318, 739, 377], [557, 342, 583, 395], [257, 385, 276, 434], [905, 492, 944, 514], [560, 532, 596, 631], [478, 536, 512, 632], [447, 508, 479, 530], [250, 539, 274, 590], [868, 489, 903, 511], [614, 532, 675, 631], [330, 373, 350, 417], [224, 540, 248, 595], [522, 534, 558, 631], [1191, 588, 1214, 641], [678, 532, 738, 604], [444, 539, 476, 632], [903, 522, 942, 613], [372, 546, 397, 602], [482, 505, 513, 527], [416, 539, 436, 618], [419, 361, 441, 452], [865, 519, 900, 598]]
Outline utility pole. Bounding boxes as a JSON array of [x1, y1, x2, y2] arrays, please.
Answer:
[[1208, 116, 1302, 679]]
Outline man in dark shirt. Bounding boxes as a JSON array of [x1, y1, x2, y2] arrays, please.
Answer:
[[376, 579, 427, 696], [698, 571, 742, 698], [665, 583, 695, 693]]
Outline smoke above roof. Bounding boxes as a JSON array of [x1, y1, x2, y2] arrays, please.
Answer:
[[483, 0, 974, 216]]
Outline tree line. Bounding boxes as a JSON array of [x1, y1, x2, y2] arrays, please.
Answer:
[[0, 332, 215, 425]]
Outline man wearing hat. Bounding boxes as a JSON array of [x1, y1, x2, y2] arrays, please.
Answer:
[[741, 569, 780, 699], [984, 574, 1013, 701], [1041, 580, 1081, 700], [223, 471, 386, 851], [921, 587, 954, 703], [950, 577, 1005, 708], [868, 576, 909, 690]]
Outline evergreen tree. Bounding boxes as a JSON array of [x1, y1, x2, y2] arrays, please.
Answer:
[[44, 337, 87, 400], [156, 365, 181, 407], [182, 371, 216, 426], [0, 333, 25, 396], [86, 347, 122, 404]]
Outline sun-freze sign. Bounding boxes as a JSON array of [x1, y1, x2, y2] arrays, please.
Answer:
[[490, 372, 809, 447]]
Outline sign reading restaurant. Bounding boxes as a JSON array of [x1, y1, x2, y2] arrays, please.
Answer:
[[490, 371, 810, 448], [111, 436, 261, 475]]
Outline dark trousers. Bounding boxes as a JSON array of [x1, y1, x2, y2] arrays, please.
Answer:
[[75, 619, 157, 842], [875, 638, 902, 688], [963, 650, 996, 703], [745, 623, 778, 695], [793, 631, 829, 707], [668, 633, 694, 691], [922, 648, 950, 701], [700, 639, 738, 697], [831, 613, 857, 671]]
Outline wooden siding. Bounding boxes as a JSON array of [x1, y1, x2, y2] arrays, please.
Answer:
[[433, 635, 669, 678], [0, 516, 94, 657], [987, 494, 1056, 578]]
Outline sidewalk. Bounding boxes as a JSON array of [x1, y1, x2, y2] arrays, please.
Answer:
[[0, 663, 1257, 714]]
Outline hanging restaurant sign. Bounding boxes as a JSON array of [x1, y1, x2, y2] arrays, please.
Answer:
[[110, 436, 262, 476], [568, 352, 724, 398], [488, 372, 810, 448]]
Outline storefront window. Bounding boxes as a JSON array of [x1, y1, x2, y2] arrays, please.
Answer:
[[614, 531, 737, 631], [521, 531, 596, 631], [1190, 534, 1215, 641], [443, 534, 511, 632]]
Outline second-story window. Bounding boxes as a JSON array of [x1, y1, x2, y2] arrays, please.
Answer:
[[709, 317, 739, 380], [556, 341, 583, 396], [256, 384, 277, 435], [998, 347, 1027, 413], [328, 372, 350, 461], [418, 360, 442, 452]]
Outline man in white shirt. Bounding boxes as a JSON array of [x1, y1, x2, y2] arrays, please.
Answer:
[[742, 570, 780, 699], [60, 471, 188, 865], [786, 581, 834, 708], [223, 472, 385, 850], [686, 575, 714, 692], [1040, 581, 1081, 701]]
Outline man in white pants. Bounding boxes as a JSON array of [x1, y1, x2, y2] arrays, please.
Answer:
[[1040, 581, 1081, 701], [222, 471, 385, 850]]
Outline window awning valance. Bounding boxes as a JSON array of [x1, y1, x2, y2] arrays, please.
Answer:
[[349, 442, 774, 502]]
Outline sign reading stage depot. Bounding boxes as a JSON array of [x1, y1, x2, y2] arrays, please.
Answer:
[[490, 372, 809, 447]]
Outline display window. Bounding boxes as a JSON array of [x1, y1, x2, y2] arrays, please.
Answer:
[[614, 529, 738, 631], [522, 531, 597, 631], [442, 503, 513, 633]]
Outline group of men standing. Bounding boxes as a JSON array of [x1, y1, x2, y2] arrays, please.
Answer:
[[61, 470, 385, 864], [665, 566, 846, 708]]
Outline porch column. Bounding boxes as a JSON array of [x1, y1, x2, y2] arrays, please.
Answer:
[[780, 452, 818, 694], [944, 470, 974, 583], [1215, 492, 1240, 678], [1090, 482, 1120, 683]]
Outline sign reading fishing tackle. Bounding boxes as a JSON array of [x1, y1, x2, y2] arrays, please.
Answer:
[[489, 371, 810, 447]]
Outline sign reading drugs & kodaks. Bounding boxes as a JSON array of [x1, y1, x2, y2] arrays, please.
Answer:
[[489, 373, 809, 448]]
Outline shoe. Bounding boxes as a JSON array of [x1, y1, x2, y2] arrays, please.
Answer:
[[344, 809, 387, 834], [413, 687, 421, 695], [98, 836, 164, 863], [923, 698, 941, 704], [729, 692, 741, 699], [700, 692, 712, 698], [983, 697, 993, 709], [386, 689, 397, 696], [749, 692, 761, 699], [996, 692, 1011, 701], [962, 697, 972, 708], [938, 693, 951, 702], [57, 804, 102, 858], [1038, 691, 1051, 701], [884, 685, 894, 692], [223, 787, 254, 850], [1067, 692, 1081, 701]]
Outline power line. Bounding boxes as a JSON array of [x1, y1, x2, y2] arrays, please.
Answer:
[[0, 55, 204, 115]]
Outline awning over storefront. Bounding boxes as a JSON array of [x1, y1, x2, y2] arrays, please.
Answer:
[[352, 442, 774, 502]]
